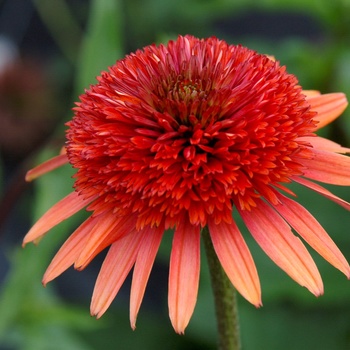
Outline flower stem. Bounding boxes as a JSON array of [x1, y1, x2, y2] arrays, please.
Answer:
[[202, 226, 241, 350]]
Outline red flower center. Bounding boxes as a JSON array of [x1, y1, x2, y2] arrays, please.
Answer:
[[66, 36, 317, 229]]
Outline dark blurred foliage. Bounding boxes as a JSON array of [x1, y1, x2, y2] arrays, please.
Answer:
[[0, 0, 350, 349]]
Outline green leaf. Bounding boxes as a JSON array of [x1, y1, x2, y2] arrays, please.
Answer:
[[75, 0, 125, 95]]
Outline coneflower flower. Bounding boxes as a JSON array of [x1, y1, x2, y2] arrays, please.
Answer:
[[24, 35, 350, 334]]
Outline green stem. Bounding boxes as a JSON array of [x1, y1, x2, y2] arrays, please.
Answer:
[[202, 226, 241, 350]]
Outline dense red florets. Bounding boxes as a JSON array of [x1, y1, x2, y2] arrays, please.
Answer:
[[66, 35, 317, 229]]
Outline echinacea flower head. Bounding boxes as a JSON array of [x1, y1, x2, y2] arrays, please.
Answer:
[[24, 35, 350, 334]]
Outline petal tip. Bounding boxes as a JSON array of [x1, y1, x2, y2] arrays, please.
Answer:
[[245, 292, 262, 308], [25, 154, 69, 182], [42, 271, 55, 286], [25, 170, 35, 182], [41, 279, 48, 287], [339, 263, 350, 279], [254, 300, 263, 308], [90, 308, 103, 319], [312, 285, 324, 298], [73, 261, 84, 271], [22, 236, 41, 247], [315, 290, 324, 298], [173, 325, 185, 335]]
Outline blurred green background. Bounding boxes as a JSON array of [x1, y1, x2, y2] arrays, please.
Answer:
[[0, 0, 350, 349]]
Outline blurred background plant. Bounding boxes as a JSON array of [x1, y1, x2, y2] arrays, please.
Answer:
[[0, 0, 350, 349]]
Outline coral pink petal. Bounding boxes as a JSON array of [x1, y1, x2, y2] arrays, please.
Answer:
[[73, 213, 136, 270], [90, 230, 144, 318], [26, 154, 69, 182], [168, 220, 200, 334], [303, 90, 320, 98], [23, 191, 94, 245], [239, 199, 323, 296], [208, 218, 261, 307], [302, 148, 350, 185], [298, 136, 350, 153], [274, 192, 350, 277], [130, 226, 164, 330], [293, 177, 350, 211], [307, 93, 348, 130], [43, 215, 100, 284]]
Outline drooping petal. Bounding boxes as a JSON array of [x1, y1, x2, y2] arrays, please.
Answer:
[[302, 148, 350, 185], [207, 218, 261, 307], [23, 191, 94, 245], [239, 199, 323, 296], [307, 93, 348, 130], [274, 192, 350, 277], [43, 215, 100, 284], [74, 213, 137, 270], [293, 176, 350, 211], [26, 154, 69, 182], [90, 230, 144, 318], [130, 226, 164, 330], [168, 220, 200, 334], [298, 136, 350, 154]]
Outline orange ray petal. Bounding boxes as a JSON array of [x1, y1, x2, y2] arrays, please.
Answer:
[[90, 231, 144, 318], [130, 225, 164, 330], [74, 213, 137, 270], [43, 215, 100, 285], [239, 199, 323, 296], [293, 176, 350, 211], [307, 92, 348, 130], [208, 218, 261, 307], [298, 136, 350, 154], [302, 148, 350, 185], [168, 220, 200, 334], [23, 191, 94, 245], [274, 192, 350, 277], [26, 154, 69, 182]]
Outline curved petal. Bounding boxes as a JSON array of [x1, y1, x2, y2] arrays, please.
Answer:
[[90, 230, 144, 319], [26, 154, 69, 182], [293, 176, 350, 211], [239, 199, 323, 296], [208, 218, 261, 307], [43, 215, 100, 284], [168, 220, 200, 334], [74, 213, 137, 270], [302, 148, 350, 185], [130, 226, 164, 330], [307, 93, 348, 130], [298, 136, 350, 154], [23, 191, 94, 245], [274, 192, 350, 277]]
